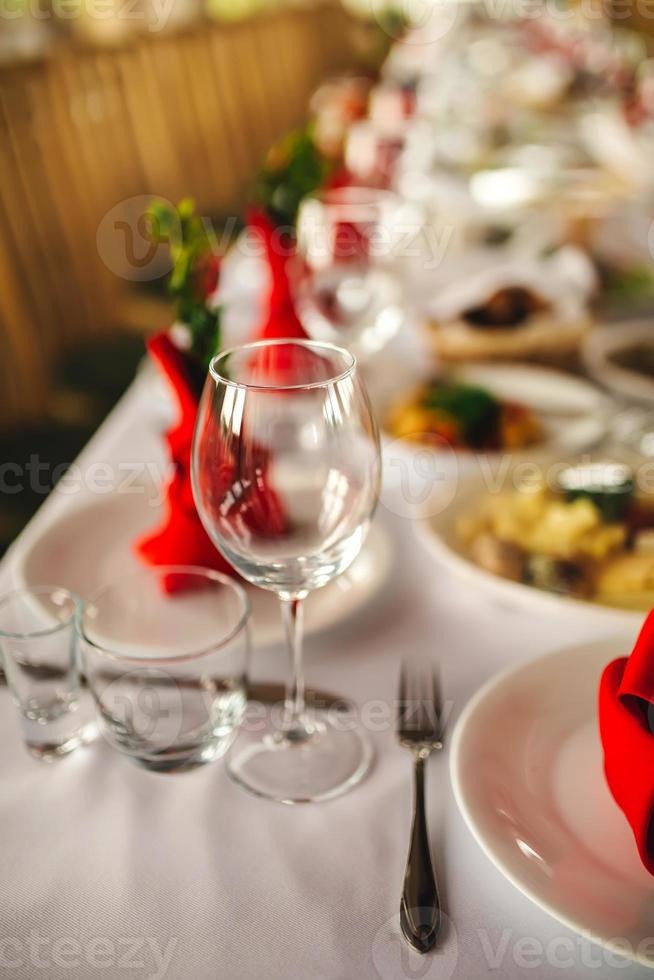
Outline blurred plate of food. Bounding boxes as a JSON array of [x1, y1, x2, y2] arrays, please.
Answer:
[[583, 320, 654, 405], [422, 246, 596, 364], [416, 459, 653, 625], [378, 362, 609, 465]]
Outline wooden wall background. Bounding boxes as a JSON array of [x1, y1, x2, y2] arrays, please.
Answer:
[[0, 2, 357, 428]]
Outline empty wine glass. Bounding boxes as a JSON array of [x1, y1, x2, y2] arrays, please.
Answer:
[[294, 186, 407, 359], [345, 119, 408, 188], [191, 339, 381, 803]]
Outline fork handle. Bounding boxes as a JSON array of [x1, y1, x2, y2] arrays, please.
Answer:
[[400, 753, 441, 954]]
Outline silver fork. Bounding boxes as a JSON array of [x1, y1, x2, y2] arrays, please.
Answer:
[[396, 658, 444, 954]]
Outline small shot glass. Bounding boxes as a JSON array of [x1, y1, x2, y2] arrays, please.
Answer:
[[0, 586, 87, 761]]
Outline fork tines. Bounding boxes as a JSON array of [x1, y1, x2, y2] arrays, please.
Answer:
[[397, 658, 443, 745]]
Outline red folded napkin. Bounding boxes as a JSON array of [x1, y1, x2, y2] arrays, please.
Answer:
[[134, 333, 235, 582], [135, 209, 302, 587], [246, 207, 307, 341], [599, 610, 654, 874], [243, 207, 310, 384], [135, 332, 286, 589]]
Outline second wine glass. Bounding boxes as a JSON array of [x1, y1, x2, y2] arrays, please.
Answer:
[[294, 186, 407, 360], [191, 338, 381, 803]]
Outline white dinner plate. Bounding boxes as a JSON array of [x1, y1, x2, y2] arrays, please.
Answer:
[[11, 491, 392, 648], [451, 639, 654, 968], [416, 468, 647, 629], [583, 321, 654, 406], [374, 362, 609, 486]]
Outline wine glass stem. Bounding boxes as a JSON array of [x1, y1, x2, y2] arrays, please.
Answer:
[[280, 596, 310, 740]]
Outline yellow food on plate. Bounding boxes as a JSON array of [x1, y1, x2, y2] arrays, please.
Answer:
[[457, 465, 653, 607], [596, 554, 654, 596], [479, 490, 626, 561]]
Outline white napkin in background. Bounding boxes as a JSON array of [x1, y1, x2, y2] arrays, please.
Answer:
[[426, 246, 597, 323], [502, 53, 573, 109], [210, 232, 268, 346], [580, 106, 654, 193], [593, 199, 654, 271]]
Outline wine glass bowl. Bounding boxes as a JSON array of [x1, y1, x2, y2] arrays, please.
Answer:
[[191, 339, 381, 803], [193, 341, 380, 597]]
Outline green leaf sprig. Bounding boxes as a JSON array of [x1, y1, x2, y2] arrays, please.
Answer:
[[148, 198, 222, 373]]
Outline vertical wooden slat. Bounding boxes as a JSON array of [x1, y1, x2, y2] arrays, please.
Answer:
[[0, 193, 48, 424], [117, 41, 185, 198], [0, 3, 358, 431]]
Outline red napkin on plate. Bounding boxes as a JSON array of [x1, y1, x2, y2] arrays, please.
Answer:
[[135, 209, 301, 586], [135, 331, 286, 589], [599, 610, 654, 874], [134, 332, 236, 583]]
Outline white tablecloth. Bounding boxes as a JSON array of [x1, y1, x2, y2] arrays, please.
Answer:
[[0, 368, 650, 980]]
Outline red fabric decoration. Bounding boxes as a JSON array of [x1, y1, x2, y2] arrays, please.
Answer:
[[599, 610, 654, 874], [134, 333, 235, 579], [136, 210, 302, 588], [325, 167, 356, 191], [194, 253, 221, 303], [244, 207, 309, 381], [135, 332, 286, 589], [246, 207, 307, 341]]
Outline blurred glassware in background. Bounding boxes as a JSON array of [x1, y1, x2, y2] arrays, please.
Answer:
[[345, 119, 408, 189], [310, 75, 371, 160], [0, 587, 92, 761], [294, 186, 419, 359], [79, 567, 250, 773]]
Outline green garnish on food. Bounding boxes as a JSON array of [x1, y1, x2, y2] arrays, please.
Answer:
[[422, 382, 501, 446], [555, 462, 634, 523]]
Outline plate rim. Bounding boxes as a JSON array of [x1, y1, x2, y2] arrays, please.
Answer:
[[9, 488, 394, 647], [450, 636, 654, 969]]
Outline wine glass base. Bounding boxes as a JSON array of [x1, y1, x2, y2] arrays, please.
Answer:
[[227, 710, 373, 804]]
